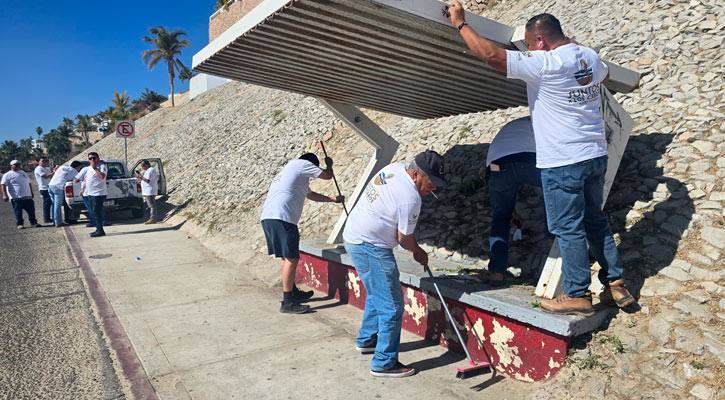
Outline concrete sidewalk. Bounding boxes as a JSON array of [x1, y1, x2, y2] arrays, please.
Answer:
[[68, 220, 529, 399]]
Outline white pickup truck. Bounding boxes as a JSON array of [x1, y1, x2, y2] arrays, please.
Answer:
[[63, 158, 166, 223]]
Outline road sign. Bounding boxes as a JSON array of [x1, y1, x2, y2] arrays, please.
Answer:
[[115, 120, 135, 138]]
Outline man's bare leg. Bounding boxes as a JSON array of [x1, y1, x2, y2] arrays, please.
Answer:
[[281, 258, 298, 292]]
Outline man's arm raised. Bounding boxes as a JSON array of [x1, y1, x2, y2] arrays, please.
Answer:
[[448, 1, 507, 73]]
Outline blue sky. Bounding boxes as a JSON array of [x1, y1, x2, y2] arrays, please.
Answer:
[[0, 1, 214, 143]]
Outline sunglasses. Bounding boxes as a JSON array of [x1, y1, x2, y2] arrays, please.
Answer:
[[88, 157, 98, 160]]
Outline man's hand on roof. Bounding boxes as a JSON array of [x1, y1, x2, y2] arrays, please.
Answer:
[[448, 1, 465, 26]]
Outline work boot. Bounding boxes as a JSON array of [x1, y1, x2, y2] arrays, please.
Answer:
[[488, 272, 504, 286], [599, 279, 635, 307], [292, 286, 314, 302], [280, 301, 310, 314], [541, 292, 595, 317]]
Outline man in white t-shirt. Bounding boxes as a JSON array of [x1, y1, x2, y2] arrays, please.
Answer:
[[448, 2, 633, 316], [48, 161, 83, 227], [260, 153, 343, 314], [84, 152, 108, 237], [343, 150, 446, 378], [1, 160, 40, 229], [34, 157, 55, 223], [74, 165, 107, 229], [135, 160, 159, 224]]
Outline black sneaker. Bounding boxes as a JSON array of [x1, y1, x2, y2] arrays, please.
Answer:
[[280, 301, 310, 314], [370, 362, 415, 378], [292, 287, 314, 302], [90, 230, 106, 238]]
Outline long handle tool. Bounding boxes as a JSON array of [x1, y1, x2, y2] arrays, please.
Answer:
[[425, 266, 490, 379], [319, 141, 349, 216]]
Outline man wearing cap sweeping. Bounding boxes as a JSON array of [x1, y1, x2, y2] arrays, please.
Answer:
[[447, 2, 634, 315], [260, 153, 344, 314], [1, 160, 41, 229], [343, 150, 446, 378]]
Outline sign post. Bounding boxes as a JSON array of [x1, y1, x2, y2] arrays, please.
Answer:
[[115, 120, 135, 166]]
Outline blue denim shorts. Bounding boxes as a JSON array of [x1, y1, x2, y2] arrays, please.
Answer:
[[261, 219, 300, 259]]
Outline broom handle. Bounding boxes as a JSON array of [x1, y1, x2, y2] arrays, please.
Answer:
[[320, 141, 349, 216], [426, 267, 476, 365]]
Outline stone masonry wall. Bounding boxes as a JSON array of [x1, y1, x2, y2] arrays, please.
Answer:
[[209, 0, 264, 42], [75, 0, 724, 397]]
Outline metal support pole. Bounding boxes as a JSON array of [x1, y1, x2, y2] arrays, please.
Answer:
[[318, 99, 399, 245], [124, 138, 128, 166]]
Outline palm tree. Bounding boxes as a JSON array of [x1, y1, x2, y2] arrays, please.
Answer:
[[142, 26, 191, 107], [75, 114, 94, 145], [0, 140, 21, 166], [178, 64, 195, 85], [214, 0, 233, 11], [36, 126, 43, 139], [112, 91, 131, 115]]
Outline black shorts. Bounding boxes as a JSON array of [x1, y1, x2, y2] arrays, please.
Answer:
[[261, 219, 300, 259]]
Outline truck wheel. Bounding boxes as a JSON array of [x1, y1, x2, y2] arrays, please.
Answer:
[[131, 208, 144, 218]]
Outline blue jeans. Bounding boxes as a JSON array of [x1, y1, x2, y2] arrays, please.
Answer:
[[88, 196, 107, 232], [49, 185, 66, 226], [541, 156, 623, 298], [344, 241, 403, 372], [39, 189, 52, 222], [11, 198, 37, 226], [83, 196, 107, 227], [488, 153, 542, 273]]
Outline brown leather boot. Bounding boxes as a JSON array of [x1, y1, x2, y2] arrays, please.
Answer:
[[599, 279, 635, 307], [541, 292, 595, 317]]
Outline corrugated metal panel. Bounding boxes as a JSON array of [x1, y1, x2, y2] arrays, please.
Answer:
[[193, 0, 633, 119]]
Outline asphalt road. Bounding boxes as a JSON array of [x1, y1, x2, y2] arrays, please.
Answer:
[[0, 180, 125, 399]]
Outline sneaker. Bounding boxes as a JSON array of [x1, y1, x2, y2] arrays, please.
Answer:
[[144, 219, 157, 225], [31, 223, 42, 228], [292, 287, 314, 302], [355, 344, 376, 354], [17, 225, 24, 230], [90, 230, 106, 238], [370, 362, 415, 378], [541, 292, 595, 317], [280, 301, 310, 314], [599, 279, 635, 307]]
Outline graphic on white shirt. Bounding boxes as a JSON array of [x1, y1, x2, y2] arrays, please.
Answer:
[[49, 166, 78, 187]]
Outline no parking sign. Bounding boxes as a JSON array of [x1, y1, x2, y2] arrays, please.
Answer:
[[115, 120, 135, 138]]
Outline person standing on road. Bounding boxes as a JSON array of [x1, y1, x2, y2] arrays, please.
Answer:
[[34, 157, 55, 223], [260, 153, 343, 314], [1, 160, 40, 229], [447, 2, 634, 316], [84, 152, 108, 237], [343, 150, 446, 378], [48, 161, 83, 227], [74, 165, 108, 229], [135, 160, 159, 224]]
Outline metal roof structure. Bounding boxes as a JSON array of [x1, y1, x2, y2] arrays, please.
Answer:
[[193, 0, 639, 119]]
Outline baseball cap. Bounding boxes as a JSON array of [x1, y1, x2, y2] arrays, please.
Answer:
[[10, 160, 20, 166], [414, 150, 447, 188]]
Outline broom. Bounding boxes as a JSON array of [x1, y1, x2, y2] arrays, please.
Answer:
[[425, 267, 491, 379], [319, 141, 348, 216]]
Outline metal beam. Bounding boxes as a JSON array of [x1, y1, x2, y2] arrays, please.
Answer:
[[319, 100, 399, 244]]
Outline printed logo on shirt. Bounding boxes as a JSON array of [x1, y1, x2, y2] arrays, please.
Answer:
[[567, 84, 601, 105], [373, 172, 394, 186], [574, 59, 593, 85]]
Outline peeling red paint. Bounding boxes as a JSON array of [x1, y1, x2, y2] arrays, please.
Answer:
[[298, 252, 569, 382]]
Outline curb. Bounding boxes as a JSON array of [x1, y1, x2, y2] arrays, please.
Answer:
[[63, 226, 158, 400]]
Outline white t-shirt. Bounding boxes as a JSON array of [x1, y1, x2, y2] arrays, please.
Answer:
[[49, 166, 78, 187], [84, 163, 108, 196], [486, 117, 537, 167], [507, 43, 609, 168], [343, 163, 421, 249], [141, 167, 159, 196], [260, 159, 323, 225], [34, 166, 52, 190], [1, 170, 32, 199]]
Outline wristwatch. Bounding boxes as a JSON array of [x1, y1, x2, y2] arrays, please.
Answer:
[[457, 21, 468, 31]]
